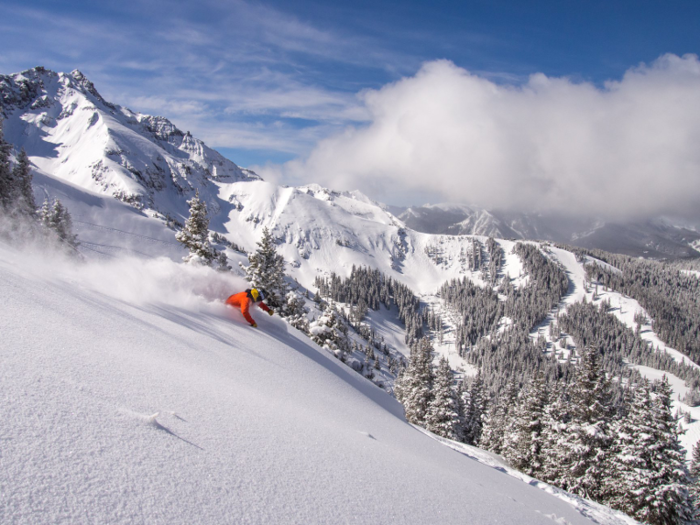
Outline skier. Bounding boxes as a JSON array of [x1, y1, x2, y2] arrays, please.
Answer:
[[225, 288, 274, 327]]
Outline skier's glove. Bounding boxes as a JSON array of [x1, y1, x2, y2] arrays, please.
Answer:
[[251, 322, 257, 328], [268, 310, 274, 316]]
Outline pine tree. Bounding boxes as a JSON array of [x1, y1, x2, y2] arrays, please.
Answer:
[[425, 358, 460, 440], [394, 338, 434, 426], [284, 291, 309, 334], [12, 149, 35, 216], [0, 118, 13, 211], [479, 378, 518, 454], [309, 301, 348, 355], [504, 372, 548, 477], [633, 376, 693, 525], [606, 378, 656, 514], [39, 198, 79, 250], [539, 382, 570, 486], [553, 348, 613, 501], [176, 191, 219, 266], [241, 226, 287, 309], [691, 441, 700, 480], [689, 442, 700, 522], [462, 371, 486, 446]]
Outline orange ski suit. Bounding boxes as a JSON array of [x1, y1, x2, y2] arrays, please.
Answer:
[[225, 291, 271, 326]]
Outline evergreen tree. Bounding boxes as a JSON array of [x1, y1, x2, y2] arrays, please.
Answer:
[[462, 371, 486, 446], [241, 226, 287, 309], [176, 191, 219, 266], [606, 378, 657, 515], [12, 149, 35, 216], [284, 291, 309, 334], [553, 348, 613, 501], [394, 338, 434, 426], [0, 118, 13, 211], [689, 442, 700, 522], [634, 376, 693, 525], [504, 372, 548, 477], [425, 358, 460, 440], [38, 198, 79, 250], [691, 441, 700, 480], [539, 382, 571, 485], [309, 301, 348, 355], [479, 379, 518, 454]]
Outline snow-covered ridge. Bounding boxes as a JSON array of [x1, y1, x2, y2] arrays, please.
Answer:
[[398, 203, 700, 260], [0, 67, 258, 219]]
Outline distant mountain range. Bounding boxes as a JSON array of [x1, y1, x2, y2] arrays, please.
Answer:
[[2, 66, 698, 261], [396, 203, 700, 259]]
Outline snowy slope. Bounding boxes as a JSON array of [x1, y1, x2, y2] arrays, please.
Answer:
[[0, 67, 258, 221], [0, 243, 635, 525]]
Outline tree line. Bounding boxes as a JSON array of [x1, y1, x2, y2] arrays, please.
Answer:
[[314, 265, 425, 346]]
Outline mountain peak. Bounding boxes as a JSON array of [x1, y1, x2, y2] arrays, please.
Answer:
[[1, 66, 260, 217], [66, 68, 111, 107]]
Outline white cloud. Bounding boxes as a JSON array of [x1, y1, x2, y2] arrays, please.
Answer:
[[275, 54, 700, 220]]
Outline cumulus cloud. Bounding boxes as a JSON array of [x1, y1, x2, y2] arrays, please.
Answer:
[[274, 54, 700, 220]]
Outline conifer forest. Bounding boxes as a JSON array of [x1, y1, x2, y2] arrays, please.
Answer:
[[315, 238, 700, 524]]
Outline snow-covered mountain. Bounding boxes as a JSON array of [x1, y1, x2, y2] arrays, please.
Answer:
[[0, 67, 259, 222], [398, 204, 700, 260], [3, 67, 698, 382], [3, 66, 698, 263], [2, 67, 698, 522]]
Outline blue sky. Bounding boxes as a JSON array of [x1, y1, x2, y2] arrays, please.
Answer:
[[2, 0, 700, 211]]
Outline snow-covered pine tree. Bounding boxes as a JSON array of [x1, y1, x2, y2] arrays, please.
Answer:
[[605, 379, 653, 514], [479, 378, 519, 454], [38, 198, 79, 250], [241, 226, 287, 310], [539, 382, 570, 486], [503, 372, 548, 477], [284, 291, 309, 334], [176, 191, 220, 267], [691, 441, 700, 480], [425, 358, 460, 440], [309, 301, 348, 355], [394, 338, 434, 426], [632, 376, 693, 525], [690, 441, 700, 522], [462, 371, 486, 446], [552, 347, 613, 501]]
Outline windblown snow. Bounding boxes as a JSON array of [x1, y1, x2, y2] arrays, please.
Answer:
[[0, 244, 634, 525]]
